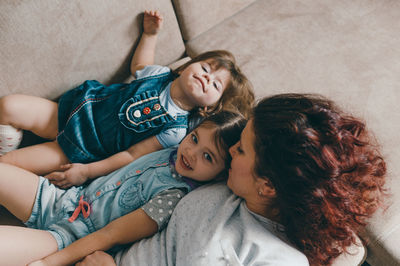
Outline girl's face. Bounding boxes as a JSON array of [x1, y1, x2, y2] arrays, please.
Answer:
[[227, 120, 263, 202], [176, 60, 231, 108], [176, 125, 226, 182]]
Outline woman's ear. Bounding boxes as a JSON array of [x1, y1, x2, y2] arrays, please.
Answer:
[[258, 178, 276, 198]]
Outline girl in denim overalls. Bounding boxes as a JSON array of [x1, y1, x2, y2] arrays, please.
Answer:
[[0, 10, 254, 189], [0, 111, 246, 266]]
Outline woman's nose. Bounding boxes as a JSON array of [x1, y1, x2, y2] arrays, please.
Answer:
[[229, 142, 238, 157]]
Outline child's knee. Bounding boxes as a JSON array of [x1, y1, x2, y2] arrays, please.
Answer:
[[0, 94, 24, 123]]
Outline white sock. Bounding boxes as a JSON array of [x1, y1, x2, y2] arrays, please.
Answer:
[[0, 125, 23, 155]]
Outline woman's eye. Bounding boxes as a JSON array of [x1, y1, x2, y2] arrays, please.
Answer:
[[191, 134, 198, 144], [202, 66, 208, 73], [204, 153, 212, 162], [237, 145, 243, 154]]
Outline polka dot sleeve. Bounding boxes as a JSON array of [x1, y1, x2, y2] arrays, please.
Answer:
[[141, 188, 186, 231]]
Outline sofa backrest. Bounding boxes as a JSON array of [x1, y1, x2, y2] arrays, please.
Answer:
[[172, 0, 256, 41], [0, 0, 185, 100]]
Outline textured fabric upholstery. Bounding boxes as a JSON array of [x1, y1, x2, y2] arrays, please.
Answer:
[[184, 1, 400, 265], [0, 0, 184, 99], [1, 0, 399, 265], [172, 0, 256, 41]]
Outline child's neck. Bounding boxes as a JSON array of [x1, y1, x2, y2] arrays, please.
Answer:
[[170, 80, 196, 111]]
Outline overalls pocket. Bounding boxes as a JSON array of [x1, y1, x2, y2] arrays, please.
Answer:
[[118, 90, 173, 133]]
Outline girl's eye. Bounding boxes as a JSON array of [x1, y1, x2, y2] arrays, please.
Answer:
[[202, 66, 208, 73], [204, 153, 212, 162], [213, 82, 220, 90], [191, 134, 198, 144]]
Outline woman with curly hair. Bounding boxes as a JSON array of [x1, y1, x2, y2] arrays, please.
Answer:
[[246, 93, 387, 264], [77, 93, 386, 266]]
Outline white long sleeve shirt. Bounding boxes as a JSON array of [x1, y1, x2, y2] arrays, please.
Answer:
[[114, 183, 309, 266]]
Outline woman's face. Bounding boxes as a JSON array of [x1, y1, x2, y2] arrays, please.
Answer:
[[227, 120, 262, 201]]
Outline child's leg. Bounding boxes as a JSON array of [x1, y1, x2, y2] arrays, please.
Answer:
[[0, 94, 58, 154], [0, 163, 59, 265], [0, 162, 41, 221], [0, 141, 69, 175], [0, 226, 58, 265]]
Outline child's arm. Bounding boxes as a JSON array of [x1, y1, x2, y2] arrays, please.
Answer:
[[130, 10, 163, 74], [28, 208, 158, 266], [45, 136, 163, 188]]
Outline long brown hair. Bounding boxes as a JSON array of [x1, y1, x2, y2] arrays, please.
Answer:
[[252, 93, 386, 265], [174, 50, 254, 118]]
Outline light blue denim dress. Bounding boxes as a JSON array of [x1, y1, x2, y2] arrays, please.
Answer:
[[57, 70, 188, 163], [25, 147, 191, 250]]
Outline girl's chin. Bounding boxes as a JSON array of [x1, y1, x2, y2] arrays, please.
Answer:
[[176, 168, 184, 176], [175, 164, 183, 175]]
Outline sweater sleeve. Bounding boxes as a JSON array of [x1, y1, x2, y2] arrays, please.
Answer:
[[141, 188, 186, 231]]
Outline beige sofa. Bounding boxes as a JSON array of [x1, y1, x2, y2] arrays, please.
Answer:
[[1, 0, 399, 265]]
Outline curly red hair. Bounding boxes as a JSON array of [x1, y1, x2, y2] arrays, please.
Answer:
[[252, 93, 386, 265]]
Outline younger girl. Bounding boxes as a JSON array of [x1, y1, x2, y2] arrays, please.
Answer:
[[0, 10, 254, 188], [0, 111, 246, 266]]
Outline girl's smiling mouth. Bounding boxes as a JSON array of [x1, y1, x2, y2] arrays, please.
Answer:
[[180, 155, 193, 170]]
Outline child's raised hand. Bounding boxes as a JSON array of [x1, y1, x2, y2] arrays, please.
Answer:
[[143, 10, 163, 35], [44, 163, 90, 189]]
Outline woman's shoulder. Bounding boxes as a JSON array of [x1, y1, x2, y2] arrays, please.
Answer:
[[235, 201, 309, 265], [170, 183, 241, 225], [180, 183, 234, 204], [171, 183, 309, 265]]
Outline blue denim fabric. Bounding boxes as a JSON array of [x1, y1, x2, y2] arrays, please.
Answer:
[[25, 147, 191, 250], [57, 71, 188, 163]]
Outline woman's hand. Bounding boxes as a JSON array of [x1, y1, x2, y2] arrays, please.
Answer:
[[143, 10, 163, 35], [45, 163, 89, 189], [75, 251, 116, 266]]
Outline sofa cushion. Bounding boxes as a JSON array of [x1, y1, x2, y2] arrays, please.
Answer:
[[172, 0, 256, 41], [332, 236, 366, 266], [0, 0, 185, 100], [186, 0, 400, 265]]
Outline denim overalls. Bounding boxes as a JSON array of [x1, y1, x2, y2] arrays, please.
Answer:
[[57, 71, 188, 163], [26, 147, 192, 250]]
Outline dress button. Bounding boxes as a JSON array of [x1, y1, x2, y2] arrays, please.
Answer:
[[133, 110, 141, 118], [153, 104, 161, 111], [143, 107, 151, 115]]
